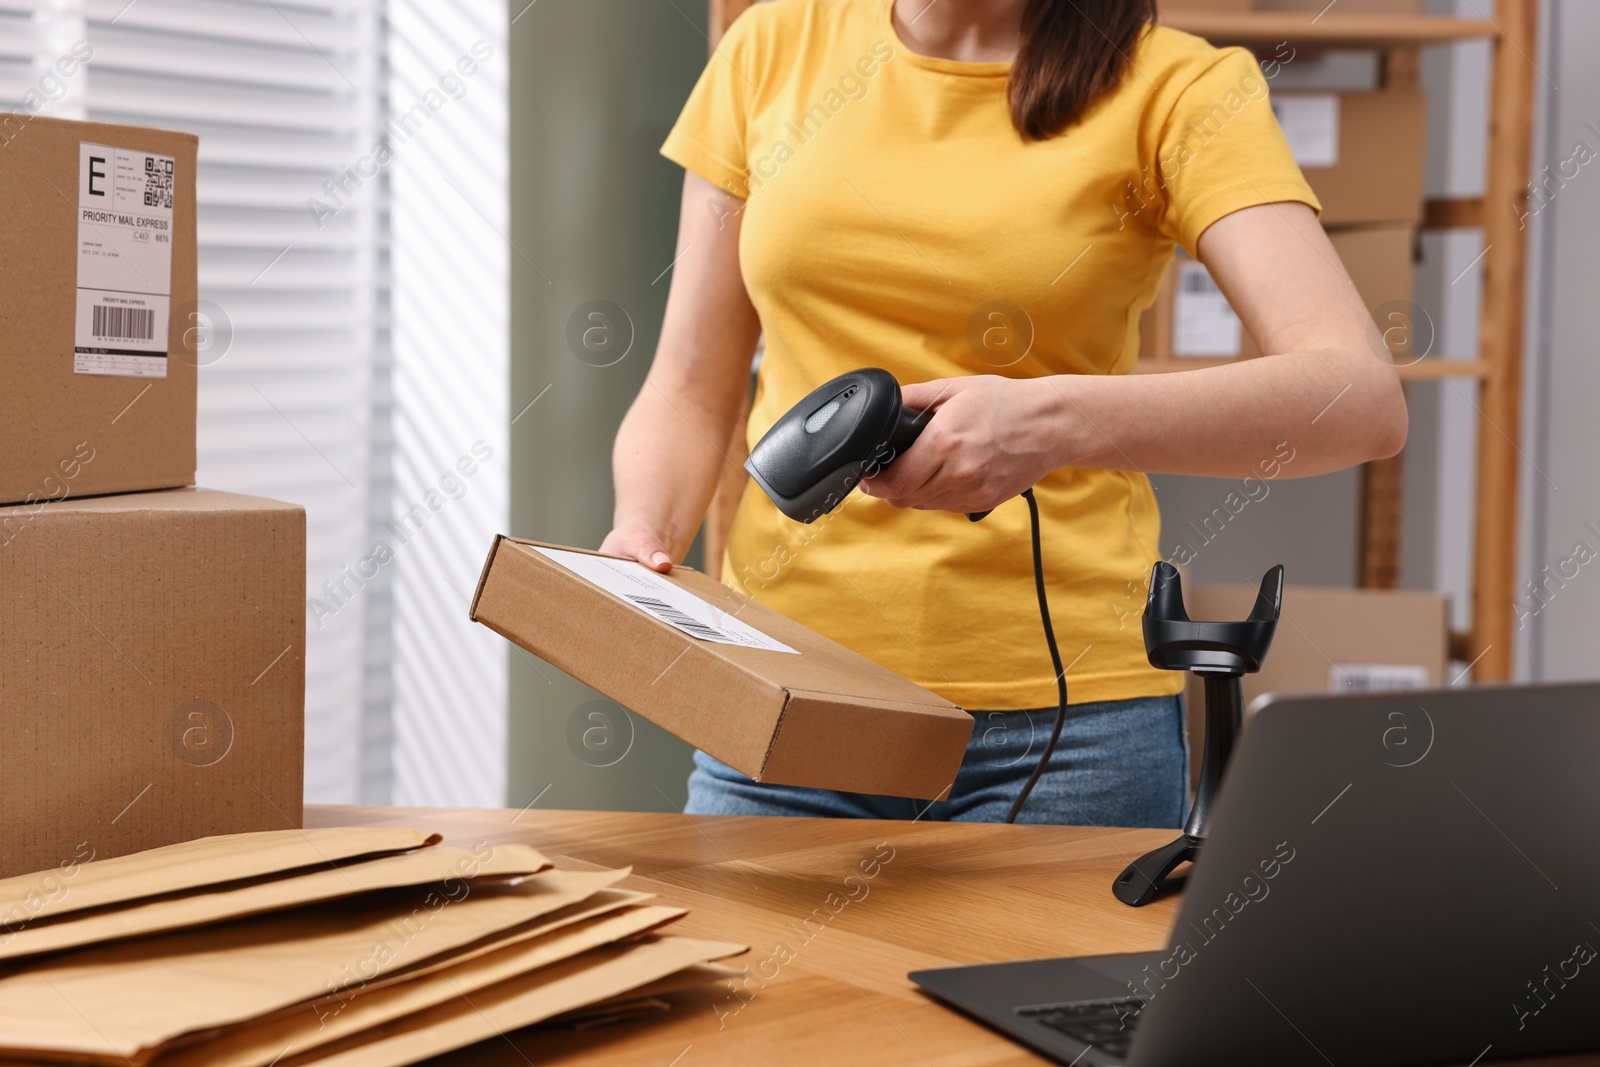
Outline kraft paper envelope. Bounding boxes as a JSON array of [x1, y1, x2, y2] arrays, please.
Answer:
[[0, 828, 438, 930], [288, 936, 749, 1067], [0, 843, 549, 964], [152, 902, 688, 1067], [0, 867, 622, 1063], [150, 888, 659, 1067], [549, 961, 747, 1029]]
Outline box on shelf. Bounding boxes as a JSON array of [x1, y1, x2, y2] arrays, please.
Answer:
[[1179, 581, 1449, 785], [1140, 224, 1415, 362], [0, 488, 305, 878], [0, 115, 199, 508], [1274, 89, 1427, 227], [471, 538, 974, 799]]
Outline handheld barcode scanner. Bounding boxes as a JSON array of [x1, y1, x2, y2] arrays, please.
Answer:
[[743, 368, 990, 524]]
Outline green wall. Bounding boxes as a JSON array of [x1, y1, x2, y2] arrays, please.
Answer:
[[507, 1, 708, 812]]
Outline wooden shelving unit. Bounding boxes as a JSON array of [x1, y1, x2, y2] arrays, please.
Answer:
[[705, 1, 1537, 682]]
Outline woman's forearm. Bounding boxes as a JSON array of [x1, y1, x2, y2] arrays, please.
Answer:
[[611, 372, 746, 561], [1039, 342, 1406, 480], [605, 172, 762, 567]]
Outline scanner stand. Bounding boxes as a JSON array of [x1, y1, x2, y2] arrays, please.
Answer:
[[1111, 562, 1284, 908]]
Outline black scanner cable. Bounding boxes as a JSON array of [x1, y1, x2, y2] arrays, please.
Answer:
[[1004, 486, 1069, 824]]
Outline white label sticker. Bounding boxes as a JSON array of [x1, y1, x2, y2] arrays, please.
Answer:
[[529, 546, 801, 654], [1329, 663, 1430, 693], [1172, 260, 1242, 357], [74, 142, 175, 378], [1272, 94, 1340, 168]]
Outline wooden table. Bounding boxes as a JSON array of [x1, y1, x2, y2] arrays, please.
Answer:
[[307, 805, 1599, 1067]]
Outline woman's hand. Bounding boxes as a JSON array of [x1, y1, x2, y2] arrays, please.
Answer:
[[860, 375, 1069, 515], [599, 525, 676, 573]]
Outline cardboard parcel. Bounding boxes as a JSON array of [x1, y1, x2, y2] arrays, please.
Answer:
[[0, 115, 200, 507], [0, 487, 305, 878], [0, 828, 746, 1067], [470, 538, 975, 800]]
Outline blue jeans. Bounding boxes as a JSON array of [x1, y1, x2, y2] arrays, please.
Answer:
[[685, 693, 1189, 828]]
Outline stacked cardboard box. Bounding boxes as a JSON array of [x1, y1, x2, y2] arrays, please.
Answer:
[[0, 828, 746, 1064], [0, 115, 305, 875]]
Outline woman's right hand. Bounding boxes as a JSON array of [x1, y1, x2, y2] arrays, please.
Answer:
[[599, 525, 676, 573]]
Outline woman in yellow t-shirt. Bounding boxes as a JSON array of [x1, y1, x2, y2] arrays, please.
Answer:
[[600, 0, 1406, 825]]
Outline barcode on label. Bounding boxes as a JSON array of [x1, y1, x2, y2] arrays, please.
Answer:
[[92, 305, 154, 341], [623, 594, 727, 642], [144, 154, 175, 209], [1181, 267, 1221, 295], [1329, 664, 1430, 693]]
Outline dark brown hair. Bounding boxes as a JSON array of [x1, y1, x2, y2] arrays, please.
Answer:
[[1010, 0, 1157, 141]]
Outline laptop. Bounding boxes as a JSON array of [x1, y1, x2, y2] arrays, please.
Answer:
[[912, 682, 1600, 1066]]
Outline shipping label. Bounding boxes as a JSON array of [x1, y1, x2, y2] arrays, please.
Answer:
[[74, 142, 175, 378]]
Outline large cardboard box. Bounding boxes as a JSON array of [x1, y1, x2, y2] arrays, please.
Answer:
[[1141, 224, 1415, 361], [1179, 582, 1449, 785], [0, 488, 304, 878], [0, 116, 199, 507], [471, 538, 974, 799], [1274, 90, 1427, 227]]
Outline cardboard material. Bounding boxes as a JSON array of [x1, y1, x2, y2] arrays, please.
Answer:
[[0, 869, 628, 1063], [0, 843, 551, 963], [471, 538, 973, 799], [0, 828, 436, 930], [0, 487, 305, 879], [547, 961, 747, 1030], [152, 901, 686, 1067], [285, 936, 748, 1067], [0, 115, 198, 507], [1141, 225, 1415, 362], [1180, 582, 1450, 784], [1280, 90, 1427, 226]]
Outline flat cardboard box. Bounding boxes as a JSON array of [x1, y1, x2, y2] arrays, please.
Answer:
[[1277, 90, 1427, 227], [148, 894, 681, 1067], [0, 843, 551, 964], [1179, 582, 1449, 785], [471, 538, 974, 799], [0, 827, 436, 927], [0, 488, 304, 878], [0, 115, 198, 507], [1141, 224, 1415, 361], [0, 866, 616, 1061], [281, 935, 747, 1067]]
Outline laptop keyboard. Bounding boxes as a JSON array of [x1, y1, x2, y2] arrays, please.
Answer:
[[1019, 997, 1145, 1059]]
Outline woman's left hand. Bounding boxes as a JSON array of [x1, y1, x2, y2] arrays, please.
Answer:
[[860, 375, 1068, 515]]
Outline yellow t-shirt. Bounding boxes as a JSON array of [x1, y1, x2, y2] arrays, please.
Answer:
[[661, 0, 1319, 711]]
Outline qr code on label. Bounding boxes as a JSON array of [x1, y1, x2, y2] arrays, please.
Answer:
[[143, 155, 174, 210]]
